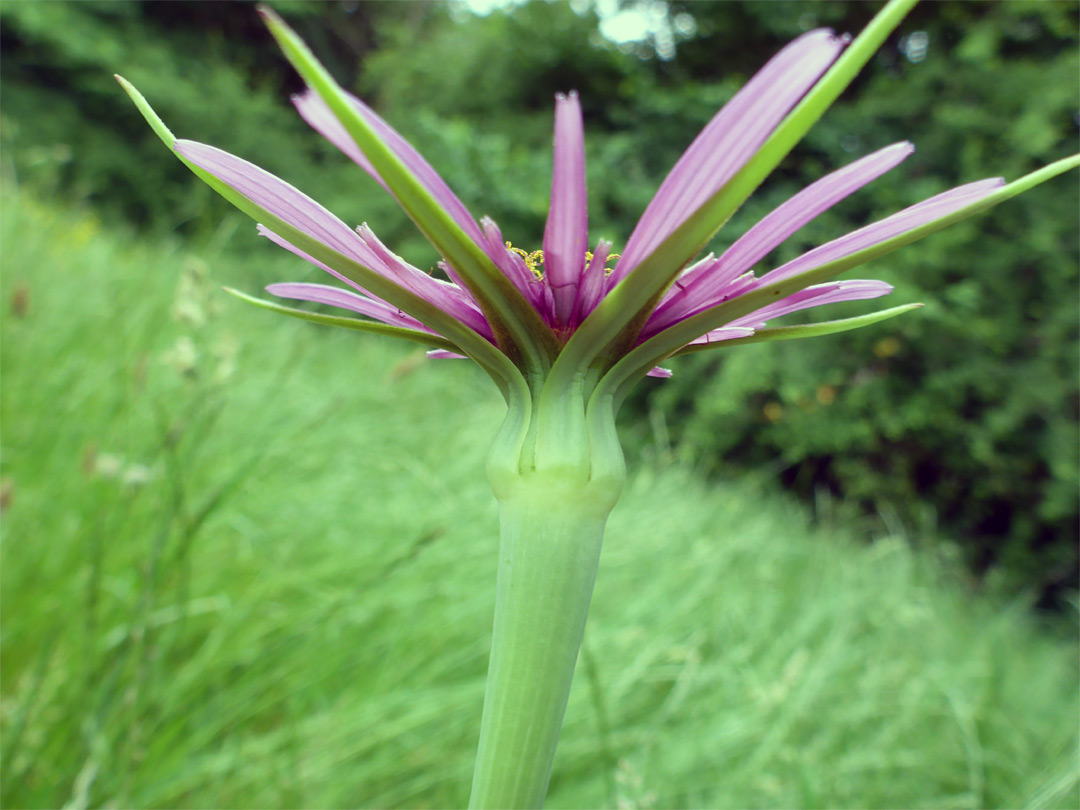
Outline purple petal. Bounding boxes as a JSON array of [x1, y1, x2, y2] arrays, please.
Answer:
[[293, 89, 487, 246], [177, 139, 380, 267], [179, 140, 490, 337], [610, 29, 848, 285], [686, 326, 757, 346], [427, 349, 468, 360], [266, 281, 436, 332], [759, 178, 1005, 287], [258, 223, 493, 340], [291, 90, 388, 192], [664, 252, 717, 298], [569, 239, 612, 327], [296, 90, 547, 301], [640, 265, 757, 341], [479, 217, 551, 317], [646, 366, 674, 378], [648, 141, 915, 332], [355, 224, 494, 339], [258, 224, 371, 295], [729, 279, 893, 330], [542, 92, 589, 327]]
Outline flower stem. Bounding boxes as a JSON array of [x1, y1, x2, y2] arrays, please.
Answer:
[[469, 476, 616, 808]]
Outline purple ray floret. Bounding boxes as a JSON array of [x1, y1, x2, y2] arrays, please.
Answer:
[[756, 177, 1005, 287], [646, 142, 915, 334], [294, 90, 488, 248], [176, 140, 372, 264], [543, 91, 589, 330], [267, 281, 434, 332], [161, 23, 1043, 380], [609, 29, 848, 287]]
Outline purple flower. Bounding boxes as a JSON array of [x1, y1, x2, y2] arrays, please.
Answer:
[[118, 7, 1078, 392]]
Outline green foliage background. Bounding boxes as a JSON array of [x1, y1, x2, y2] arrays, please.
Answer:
[[1, 0, 1076, 598]]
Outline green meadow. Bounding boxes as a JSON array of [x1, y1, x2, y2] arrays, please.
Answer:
[[2, 184, 1077, 809]]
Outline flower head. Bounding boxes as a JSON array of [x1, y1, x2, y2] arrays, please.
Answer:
[[116, 1, 1078, 408]]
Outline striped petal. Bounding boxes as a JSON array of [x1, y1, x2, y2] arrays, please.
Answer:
[[258, 223, 493, 340], [542, 92, 589, 328], [645, 366, 675, 378], [294, 89, 487, 246], [759, 178, 1005, 287], [685, 326, 757, 346], [176, 139, 378, 266], [266, 281, 436, 332], [297, 87, 564, 338], [356, 224, 494, 339], [609, 29, 848, 285], [675, 304, 922, 355], [648, 141, 915, 332], [479, 217, 551, 316], [176, 140, 494, 337], [682, 281, 890, 350], [257, 224, 371, 294], [570, 240, 612, 327], [292, 89, 388, 193], [728, 279, 893, 329]]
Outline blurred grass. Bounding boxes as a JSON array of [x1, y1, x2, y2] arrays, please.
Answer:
[[1, 181, 1077, 809]]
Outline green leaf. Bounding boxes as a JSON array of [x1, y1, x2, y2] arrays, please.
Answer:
[[223, 287, 462, 351], [672, 303, 923, 355]]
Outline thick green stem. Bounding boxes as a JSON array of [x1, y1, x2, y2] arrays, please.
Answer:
[[471, 445, 622, 807]]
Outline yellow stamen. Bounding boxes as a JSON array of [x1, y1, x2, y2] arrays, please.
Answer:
[[507, 243, 545, 279], [503, 243, 619, 279]]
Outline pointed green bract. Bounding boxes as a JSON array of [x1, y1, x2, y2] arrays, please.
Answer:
[[257, 6, 559, 378], [550, 0, 920, 391], [595, 154, 1080, 401], [672, 303, 924, 356], [114, 75, 524, 397], [223, 288, 461, 351], [115, 75, 176, 146]]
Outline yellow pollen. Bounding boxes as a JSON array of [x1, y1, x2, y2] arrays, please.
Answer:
[[504, 242, 620, 279], [507, 243, 545, 279]]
